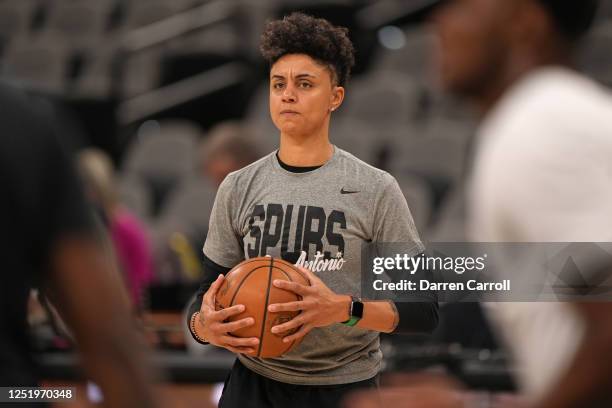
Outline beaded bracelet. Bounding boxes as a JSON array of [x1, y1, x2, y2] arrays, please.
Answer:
[[190, 312, 209, 344]]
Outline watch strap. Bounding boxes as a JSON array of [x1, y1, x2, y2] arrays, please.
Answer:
[[342, 296, 363, 327]]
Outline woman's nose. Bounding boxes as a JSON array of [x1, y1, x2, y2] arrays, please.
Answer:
[[282, 84, 296, 102]]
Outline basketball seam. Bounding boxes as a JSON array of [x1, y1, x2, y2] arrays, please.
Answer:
[[275, 260, 311, 353], [275, 259, 310, 283], [227, 266, 270, 308], [257, 257, 274, 357], [224, 257, 308, 357], [224, 258, 268, 281], [275, 268, 299, 353]]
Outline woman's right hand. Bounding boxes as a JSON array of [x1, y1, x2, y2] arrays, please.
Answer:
[[194, 274, 259, 354]]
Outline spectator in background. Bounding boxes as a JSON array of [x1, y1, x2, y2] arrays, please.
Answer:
[[78, 148, 154, 310], [153, 121, 264, 285], [199, 121, 264, 186], [181, 121, 265, 352], [0, 83, 158, 407]]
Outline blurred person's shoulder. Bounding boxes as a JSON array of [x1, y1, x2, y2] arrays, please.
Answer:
[[0, 81, 51, 120], [479, 67, 612, 149], [0, 82, 58, 148], [513, 67, 612, 122], [0, 81, 35, 105]]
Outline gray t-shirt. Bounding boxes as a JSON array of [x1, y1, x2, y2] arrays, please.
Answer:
[[204, 147, 423, 385]]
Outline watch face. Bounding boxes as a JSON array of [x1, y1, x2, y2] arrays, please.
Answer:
[[352, 299, 364, 319]]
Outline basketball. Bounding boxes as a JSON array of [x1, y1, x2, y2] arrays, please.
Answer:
[[215, 256, 310, 358]]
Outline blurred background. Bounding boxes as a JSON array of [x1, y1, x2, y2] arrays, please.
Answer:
[[4, 0, 611, 406]]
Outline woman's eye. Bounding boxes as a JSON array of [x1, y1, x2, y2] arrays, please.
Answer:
[[273, 83, 284, 89], [299, 82, 312, 88]]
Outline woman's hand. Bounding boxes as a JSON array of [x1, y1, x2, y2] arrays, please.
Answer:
[[195, 274, 260, 354], [267, 266, 351, 343]]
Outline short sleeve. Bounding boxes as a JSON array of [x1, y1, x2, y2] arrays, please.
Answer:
[[470, 115, 612, 243], [370, 173, 436, 304], [372, 173, 424, 254], [202, 174, 245, 268]]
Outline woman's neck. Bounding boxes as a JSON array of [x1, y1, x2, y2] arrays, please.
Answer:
[[278, 128, 333, 167]]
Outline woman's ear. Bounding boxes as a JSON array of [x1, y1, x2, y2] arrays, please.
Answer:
[[330, 86, 345, 112]]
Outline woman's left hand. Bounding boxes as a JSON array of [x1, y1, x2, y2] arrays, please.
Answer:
[[268, 266, 350, 343]]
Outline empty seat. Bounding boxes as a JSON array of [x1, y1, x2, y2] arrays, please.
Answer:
[[247, 119, 280, 155], [151, 176, 217, 283], [341, 71, 424, 127], [74, 46, 117, 97], [330, 118, 384, 166], [394, 173, 433, 233], [424, 187, 467, 242], [121, 119, 202, 215], [118, 174, 153, 221], [374, 26, 436, 80], [167, 23, 242, 56], [120, 48, 164, 98], [152, 176, 217, 257], [0, 0, 36, 40], [596, 1, 612, 20], [123, 0, 184, 28], [387, 118, 472, 186], [1, 38, 69, 92], [245, 83, 271, 124], [578, 21, 612, 87], [43, 1, 119, 47]]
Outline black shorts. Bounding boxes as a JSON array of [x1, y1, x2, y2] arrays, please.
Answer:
[[219, 359, 380, 408]]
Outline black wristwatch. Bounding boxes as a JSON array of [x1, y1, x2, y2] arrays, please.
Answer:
[[342, 296, 363, 327]]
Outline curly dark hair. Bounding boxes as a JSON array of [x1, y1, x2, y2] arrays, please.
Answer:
[[259, 12, 355, 87]]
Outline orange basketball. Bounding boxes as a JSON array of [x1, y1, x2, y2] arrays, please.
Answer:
[[215, 256, 310, 358]]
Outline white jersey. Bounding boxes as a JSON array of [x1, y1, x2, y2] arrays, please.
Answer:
[[468, 67, 612, 401]]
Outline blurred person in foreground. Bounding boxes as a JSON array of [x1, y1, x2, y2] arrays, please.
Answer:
[[0, 83, 158, 408], [346, 0, 612, 407], [78, 148, 154, 310]]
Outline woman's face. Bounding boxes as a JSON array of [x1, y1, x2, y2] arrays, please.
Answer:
[[269, 53, 344, 138]]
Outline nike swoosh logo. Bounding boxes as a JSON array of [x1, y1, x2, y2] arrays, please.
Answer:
[[340, 188, 360, 194]]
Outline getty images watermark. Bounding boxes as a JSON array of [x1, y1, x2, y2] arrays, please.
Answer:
[[371, 252, 510, 292], [361, 242, 612, 302]]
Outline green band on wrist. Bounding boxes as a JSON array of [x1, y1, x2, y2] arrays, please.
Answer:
[[342, 316, 360, 327]]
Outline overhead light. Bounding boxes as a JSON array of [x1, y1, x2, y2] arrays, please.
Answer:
[[378, 25, 406, 50]]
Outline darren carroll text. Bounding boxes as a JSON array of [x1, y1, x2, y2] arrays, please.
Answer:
[[373, 279, 511, 292]]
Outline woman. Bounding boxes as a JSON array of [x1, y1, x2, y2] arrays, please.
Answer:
[[78, 148, 154, 309], [187, 13, 438, 408]]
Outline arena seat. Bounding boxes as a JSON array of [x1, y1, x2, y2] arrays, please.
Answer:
[[341, 71, 424, 127], [373, 26, 436, 80], [123, 0, 186, 29], [44, 1, 116, 47], [578, 21, 612, 87], [395, 173, 433, 233], [330, 118, 385, 166], [153, 176, 217, 259], [118, 174, 153, 221], [0, 0, 36, 41], [121, 119, 202, 216], [1, 38, 70, 93]]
